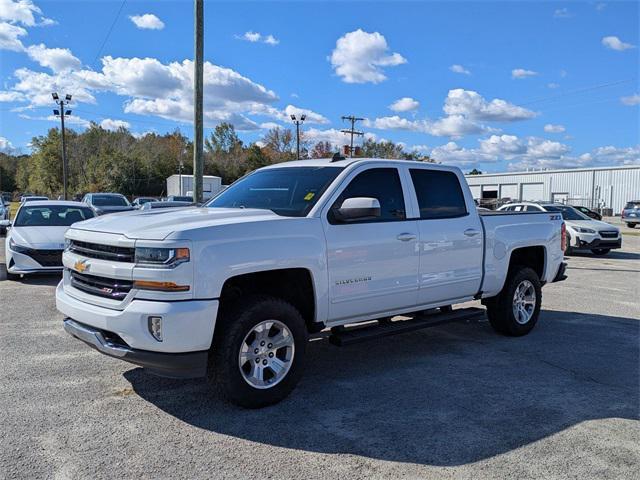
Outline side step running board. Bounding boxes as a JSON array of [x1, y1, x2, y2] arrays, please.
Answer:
[[328, 307, 485, 347]]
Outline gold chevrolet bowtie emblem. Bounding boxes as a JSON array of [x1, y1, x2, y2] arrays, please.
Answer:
[[74, 259, 88, 273]]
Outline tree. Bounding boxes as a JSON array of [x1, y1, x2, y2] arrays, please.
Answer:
[[205, 122, 242, 155], [468, 168, 483, 175], [311, 141, 334, 159], [262, 127, 295, 162]]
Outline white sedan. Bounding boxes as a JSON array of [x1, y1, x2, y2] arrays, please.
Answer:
[[2, 201, 95, 279], [498, 202, 621, 255]]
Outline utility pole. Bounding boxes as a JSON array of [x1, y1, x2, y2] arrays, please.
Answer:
[[193, 0, 204, 203], [340, 115, 364, 157], [290, 114, 306, 160], [52, 93, 72, 200]]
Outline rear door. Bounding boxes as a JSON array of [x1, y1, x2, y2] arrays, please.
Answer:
[[409, 168, 484, 305], [322, 166, 419, 322]]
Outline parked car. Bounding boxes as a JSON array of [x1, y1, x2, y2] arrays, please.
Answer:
[[573, 205, 602, 221], [165, 195, 194, 203], [0, 198, 8, 235], [132, 197, 157, 209], [498, 202, 621, 255], [2, 201, 95, 279], [82, 193, 135, 215], [141, 201, 194, 210], [621, 200, 640, 228], [20, 195, 49, 203], [1, 192, 12, 203], [58, 158, 566, 408]]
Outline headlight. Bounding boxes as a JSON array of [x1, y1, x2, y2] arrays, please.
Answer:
[[134, 247, 190, 268], [64, 238, 72, 251], [9, 238, 30, 253], [576, 227, 595, 234]]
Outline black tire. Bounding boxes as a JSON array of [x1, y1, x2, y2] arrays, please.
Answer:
[[591, 248, 610, 255], [627, 223, 636, 229], [439, 305, 453, 313], [564, 233, 573, 256], [210, 295, 308, 408], [1, 263, 19, 281], [485, 266, 542, 337]]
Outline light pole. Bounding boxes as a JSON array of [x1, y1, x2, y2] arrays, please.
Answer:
[[290, 114, 306, 160], [52, 93, 72, 200]]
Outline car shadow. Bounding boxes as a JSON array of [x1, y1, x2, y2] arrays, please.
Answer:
[[125, 310, 639, 467], [0, 265, 61, 285], [567, 250, 640, 260]]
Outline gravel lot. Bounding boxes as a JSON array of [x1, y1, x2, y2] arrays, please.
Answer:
[[1, 233, 638, 480]]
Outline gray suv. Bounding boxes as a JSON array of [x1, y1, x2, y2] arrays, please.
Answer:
[[622, 200, 640, 228]]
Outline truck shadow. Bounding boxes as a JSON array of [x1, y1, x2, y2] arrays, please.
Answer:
[[567, 251, 640, 260], [125, 310, 639, 466]]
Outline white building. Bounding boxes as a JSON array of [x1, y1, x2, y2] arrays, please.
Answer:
[[464, 165, 640, 214], [166, 174, 223, 200]]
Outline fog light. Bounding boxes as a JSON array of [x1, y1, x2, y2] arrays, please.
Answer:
[[148, 316, 163, 342]]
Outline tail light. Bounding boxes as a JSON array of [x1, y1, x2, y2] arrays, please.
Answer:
[[561, 222, 567, 251]]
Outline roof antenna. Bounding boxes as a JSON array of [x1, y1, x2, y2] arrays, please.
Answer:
[[331, 152, 346, 162]]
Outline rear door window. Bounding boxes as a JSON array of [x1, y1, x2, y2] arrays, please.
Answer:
[[410, 169, 468, 219]]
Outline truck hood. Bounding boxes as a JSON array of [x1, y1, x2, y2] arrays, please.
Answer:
[[69, 207, 280, 240]]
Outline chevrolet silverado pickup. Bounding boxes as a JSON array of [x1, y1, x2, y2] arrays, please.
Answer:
[[57, 158, 567, 407]]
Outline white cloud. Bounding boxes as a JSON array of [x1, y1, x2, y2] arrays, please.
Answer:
[[450, 64, 471, 75], [621, 94, 640, 106], [553, 8, 572, 18], [0, 22, 26, 51], [0, 136, 14, 153], [602, 36, 635, 51], [235, 31, 279, 45], [364, 114, 487, 139], [0, 90, 25, 101], [129, 14, 164, 30], [544, 124, 566, 133], [100, 118, 130, 130], [479, 135, 527, 156], [430, 142, 497, 166], [11, 67, 98, 106], [0, 0, 53, 27], [20, 112, 91, 128], [259, 122, 282, 130], [547, 82, 560, 89], [26, 43, 81, 72], [389, 97, 419, 112], [443, 89, 537, 121], [330, 29, 406, 84], [512, 68, 538, 79], [508, 145, 639, 171], [596, 3, 607, 11], [302, 128, 376, 149]]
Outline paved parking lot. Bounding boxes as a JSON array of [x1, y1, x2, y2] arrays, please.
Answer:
[[1, 235, 638, 479]]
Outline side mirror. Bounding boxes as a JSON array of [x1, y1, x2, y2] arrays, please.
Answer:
[[334, 197, 381, 222], [0, 220, 11, 228]]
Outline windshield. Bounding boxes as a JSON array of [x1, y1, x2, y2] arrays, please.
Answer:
[[625, 202, 640, 209], [136, 197, 155, 204], [544, 205, 591, 220], [206, 166, 344, 217], [170, 196, 193, 202], [92, 195, 130, 207], [14, 205, 95, 227]]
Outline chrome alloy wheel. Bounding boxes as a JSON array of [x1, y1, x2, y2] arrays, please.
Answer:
[[238, 319, 295, 389], [512, 280, 536, 325]]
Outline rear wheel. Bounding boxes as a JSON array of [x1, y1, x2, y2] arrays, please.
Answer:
[[485, 266, 542, 337], [627, 223, 637, 229], [210, 295, 308, 408], [591, 248, 610, 255]]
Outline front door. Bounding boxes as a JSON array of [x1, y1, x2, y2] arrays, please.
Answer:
[[323, 167, 419, 322]]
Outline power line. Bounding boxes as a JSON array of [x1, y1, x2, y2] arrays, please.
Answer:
[[91, 0, 127, 67], [341, 115, 364, 157], [518, 78, 636, 106]]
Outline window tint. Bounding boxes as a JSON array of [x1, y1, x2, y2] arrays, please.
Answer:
[[524, 205, 542, 211], [14, 205, 95, 227], [330, 168, 406, 223], [410, 169, 467, 219]]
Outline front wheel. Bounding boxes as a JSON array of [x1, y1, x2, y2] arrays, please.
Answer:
[[627, 223, 636, 229], [210, 295, 308, 408], [485, 266, 542, 336], [591, 248, 610, 255]]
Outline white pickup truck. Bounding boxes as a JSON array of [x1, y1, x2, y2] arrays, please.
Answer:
[[57, 158, 567, 407]]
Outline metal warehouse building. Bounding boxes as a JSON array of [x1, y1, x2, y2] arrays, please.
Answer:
[[464, 165, 640, 214]]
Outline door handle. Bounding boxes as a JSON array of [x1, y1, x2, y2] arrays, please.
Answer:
[[464, 229, 481, 237], [396, 233, 417, 242]]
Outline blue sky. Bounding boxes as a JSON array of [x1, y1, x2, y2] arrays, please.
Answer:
[[0, 0, 638, 172]]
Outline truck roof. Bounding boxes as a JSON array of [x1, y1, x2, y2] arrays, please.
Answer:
[[261, 157, 444, 169]]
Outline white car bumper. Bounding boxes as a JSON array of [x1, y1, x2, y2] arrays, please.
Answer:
[[56, 280, 218, 359], [6, 249, 64, 274]]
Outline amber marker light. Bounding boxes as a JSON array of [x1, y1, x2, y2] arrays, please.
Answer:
[[133, 280, 190, 292]]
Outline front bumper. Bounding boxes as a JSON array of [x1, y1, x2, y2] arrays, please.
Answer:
[[63, 318, 208, 378], [7, 249, 63, 274], [573, 236, 622, 250], [56, 281, 218, 377]]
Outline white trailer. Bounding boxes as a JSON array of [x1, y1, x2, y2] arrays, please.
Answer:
[[166, 175, 223, 200]]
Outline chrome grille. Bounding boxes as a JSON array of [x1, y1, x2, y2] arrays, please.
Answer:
[[70, 271, 132, 300], [69, 240, 134, 263]]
